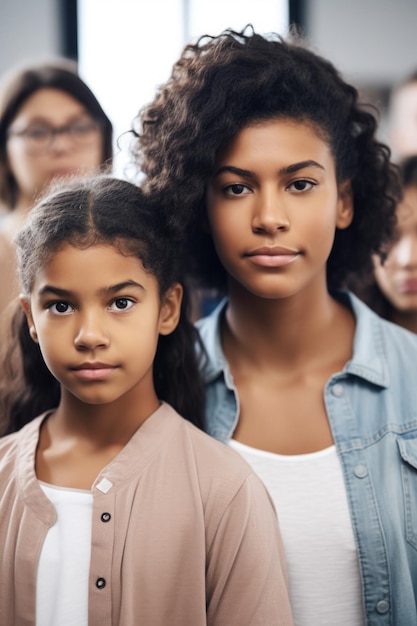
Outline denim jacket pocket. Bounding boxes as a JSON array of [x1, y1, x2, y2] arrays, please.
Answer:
[[398, 437, 417, 550]]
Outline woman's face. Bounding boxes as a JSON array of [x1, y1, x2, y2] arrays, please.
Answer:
[[6, 87, 104, 208], [373, 184, 417, 312], [205, 118, 353, 301]]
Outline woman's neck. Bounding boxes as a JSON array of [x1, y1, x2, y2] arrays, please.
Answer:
[[224, 280, 354, 369]]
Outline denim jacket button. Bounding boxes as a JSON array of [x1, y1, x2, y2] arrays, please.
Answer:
[[331, 383, 344, 397], [376, 600, 389, 614], [354, 464, 368, 478]]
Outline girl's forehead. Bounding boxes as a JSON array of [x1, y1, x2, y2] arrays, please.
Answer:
[[41, 242, 144, 275], [31, 242, 155, 294]]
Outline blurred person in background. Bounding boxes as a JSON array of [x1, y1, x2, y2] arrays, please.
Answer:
[[0, 58, 113, 315], [349, 155, 417, 333], [388, 71, 417, 161]]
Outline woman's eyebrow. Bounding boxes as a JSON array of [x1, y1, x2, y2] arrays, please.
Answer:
[[213, 165, 255, 178], [279, 160, 325, 174], [213, 160, 325, 179]]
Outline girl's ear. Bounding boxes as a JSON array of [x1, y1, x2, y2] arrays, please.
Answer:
[[336, 180, 354, 230], [19, 295, 38, 343], [158, 283, 183, 336]]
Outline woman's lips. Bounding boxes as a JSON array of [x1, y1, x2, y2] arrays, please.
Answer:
[[245, 246, 300, 268], [397, 278, 417, 293]]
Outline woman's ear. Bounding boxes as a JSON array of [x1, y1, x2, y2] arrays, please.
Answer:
[[158, 283, 183, 336], [19, 295, 38, 343], [336, 180, 354, 230]]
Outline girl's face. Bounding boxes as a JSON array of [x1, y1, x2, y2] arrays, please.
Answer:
[[206, 119, 353, 300], [21, 243, 181, 408], [373, 184, 417, 312], [6, 88, 104, 207]]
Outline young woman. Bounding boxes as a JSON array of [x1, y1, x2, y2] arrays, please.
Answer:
[[132, 26, 417, 626], [0, 176, 293, 626], [0, 58, 113, 314], [350, 155, 417, 333]]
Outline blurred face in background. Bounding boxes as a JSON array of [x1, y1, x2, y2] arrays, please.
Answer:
[[373, 184, 417, 314], [6, 87, 103, 209]]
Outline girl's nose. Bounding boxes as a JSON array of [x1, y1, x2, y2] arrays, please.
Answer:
[[73, 312, 110, 350]]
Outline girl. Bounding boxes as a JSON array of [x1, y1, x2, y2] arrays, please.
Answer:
[[350, 155, 417, 333], [0, 176, 293, 626], [132, 27, 417, 626], [0, 58, 113, 314]]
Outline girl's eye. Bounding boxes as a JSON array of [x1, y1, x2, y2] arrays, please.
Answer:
[[49, 301, 73, 315], [224, 183, 251, 196], [109, 297, 135, 311], [287, 179, 316, 192]]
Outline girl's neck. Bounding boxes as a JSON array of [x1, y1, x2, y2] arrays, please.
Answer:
[[51, 390, 160, 447], [36, 392, 161, 490]]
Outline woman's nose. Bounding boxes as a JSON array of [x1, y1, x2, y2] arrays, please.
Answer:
[[251, 189, 290, 233], [393, 235, 417, 268]]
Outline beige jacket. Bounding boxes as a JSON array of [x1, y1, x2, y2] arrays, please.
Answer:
[[0, 402, 293, 625]]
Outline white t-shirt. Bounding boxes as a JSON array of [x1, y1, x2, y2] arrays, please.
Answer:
[[229, 440, 365, 626], [37, 482, 93, 626]]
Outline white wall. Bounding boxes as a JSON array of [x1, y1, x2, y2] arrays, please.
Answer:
[[0, 0, 60, 77], [1, 0, 416, 89], [305, 0, 417, 88]]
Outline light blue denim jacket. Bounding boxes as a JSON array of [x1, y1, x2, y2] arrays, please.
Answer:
[[196, 291, 417, 626]]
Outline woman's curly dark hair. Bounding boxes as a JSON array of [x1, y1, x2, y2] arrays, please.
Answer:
[[131, 26, 401, 292]]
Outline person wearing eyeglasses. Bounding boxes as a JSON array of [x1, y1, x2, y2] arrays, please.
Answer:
[[0, 58, 113, 316]]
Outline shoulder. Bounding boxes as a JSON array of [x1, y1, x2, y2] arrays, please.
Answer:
[[0, 415, 44, 466], [168, 405, 251, 475], [346, 290, 417, 360], [161, 404, 259, 477], [195, 297, 227, 341], [195, 298, 229, 381], [167, 406, 272, 509]]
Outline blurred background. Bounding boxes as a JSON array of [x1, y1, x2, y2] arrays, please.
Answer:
[[1, 0, 417, 176]]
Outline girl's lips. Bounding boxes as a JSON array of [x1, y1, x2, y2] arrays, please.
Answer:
[[71, 364, 117, 380]]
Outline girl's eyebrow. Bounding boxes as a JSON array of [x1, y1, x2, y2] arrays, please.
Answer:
[[105, 280, 145, 294], [213, 160, 325, 179], [37, 280, 145, 298]]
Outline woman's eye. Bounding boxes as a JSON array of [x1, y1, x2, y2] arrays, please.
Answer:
[[27, 126, 50, 140], [109, 298, 134, 311], [224, 183, 251, 196], [49, 301, 73, 315], [288, 179, 315, 192]]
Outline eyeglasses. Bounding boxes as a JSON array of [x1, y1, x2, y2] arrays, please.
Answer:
[[7, 119, 101, 153]]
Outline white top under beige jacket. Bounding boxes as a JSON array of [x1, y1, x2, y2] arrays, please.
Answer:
[[0, 402, 293, 626]]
